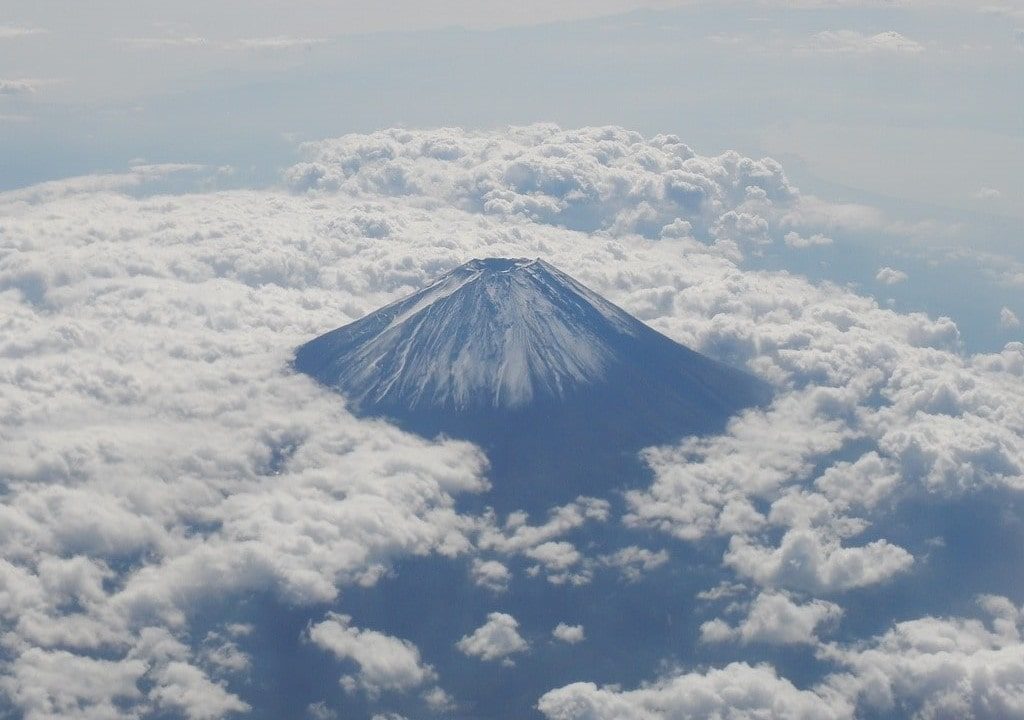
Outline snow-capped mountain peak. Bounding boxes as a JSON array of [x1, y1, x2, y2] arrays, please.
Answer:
[[294, 257, 768, 511], [294, 257, 647, 410]]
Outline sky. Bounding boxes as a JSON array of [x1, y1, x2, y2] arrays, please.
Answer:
[[1, 2, 1024, 720]]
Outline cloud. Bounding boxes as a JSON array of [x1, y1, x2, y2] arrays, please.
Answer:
[[598, 546, 669, 582], [2, 123, 1023, 717], [0, 163, 208, 205], [456, 613, 529, 663], [228, 36, 327, 50], [119, 36, 212, 49], [284, 125, 810, 257], [421, 685, 456, 711], [725, 528, 914, 594], [700, 591, 843, 645], [783, 231, 833, 248], [0, 79, 37, 96], [0, 185, 496, 715], [797, 30, 925, 55], [552, 623, 586, 644], [982, 2, 1024, 22], [538, 663, 850, 720], [624, 388, 860, 542], [119, 36, 326, 51], [875, 266, 908, 285], [541, 598, 1024, 720], [524, 541, 588, 584], [307, 701, 338, 720], [477, 497, 610, 555], [974, 186, 1003, 200], [476, 497, 608, 584], [148, 660, 251, 720], [821, 596, 1024, 719], [0, 24, 45, 39], [470, 558, 512, 592], [1001, 306, 1021, 329], [307, 614, 438, 697]]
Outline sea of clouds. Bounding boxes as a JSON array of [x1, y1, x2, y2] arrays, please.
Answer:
[[2, 125, 1023, 719]]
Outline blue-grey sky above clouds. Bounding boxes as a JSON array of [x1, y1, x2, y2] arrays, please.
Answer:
[[1, 3, 1023, 719]]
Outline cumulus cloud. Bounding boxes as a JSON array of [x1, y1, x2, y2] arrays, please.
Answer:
[[476, 497, 607, 584], [307, 701, 337, 720], [2, 123, 1023, 718], [821, 596, 1024, 719], [598, 546, 669, 582], [0, 181, 494, 716], [875, 266, 908, 285], [542, 598, 1024, 720], [538, 663, 850, 720], [552, 623, 585, 644], [456, 613, 529, 663], [797, 30, 925, 55], [283, 125, 813, 257], [470, 558, 512, 592], [524, 541, 589, 585], [725, 529, 914, 594], [700, 591, 843, 645], [307, 614, 438, 697]]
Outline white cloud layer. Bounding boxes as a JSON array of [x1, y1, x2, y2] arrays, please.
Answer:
[[1, 123, 1023, 718], [543, 598, 1024, 719]]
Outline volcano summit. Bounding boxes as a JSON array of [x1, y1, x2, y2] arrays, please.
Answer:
[[294, 258, 768, 510]]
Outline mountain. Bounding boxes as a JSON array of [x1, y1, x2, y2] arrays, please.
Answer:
[[293, 258, 769, 512]]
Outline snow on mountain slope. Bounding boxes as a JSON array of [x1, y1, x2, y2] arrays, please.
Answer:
[[296, 258, 645, 410]]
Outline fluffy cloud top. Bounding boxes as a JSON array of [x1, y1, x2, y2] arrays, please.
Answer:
[[821, 596, 1024, 719], [1, 123, 1023, 718], [876, 266, 909, 285], [456, 613, 529, 662], [470, 558, 512, 592], [284, 125, 833, 259], [725, 529, 914, 594], [552, 623, 585, 644], [700, 591, 842, 645], [538, 662, 849, 720], [307, 614, 438, 697]]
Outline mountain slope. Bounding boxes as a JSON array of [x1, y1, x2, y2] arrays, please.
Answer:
[[294, 258, 770, 511]]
